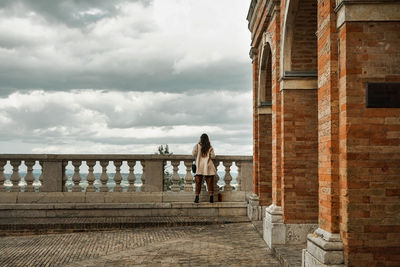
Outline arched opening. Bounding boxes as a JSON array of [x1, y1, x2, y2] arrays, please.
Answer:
[[279, 0, 318, 226], [259, 43, 273, 105], [256, 41, 273, 207], [281, 0, 317, 77]]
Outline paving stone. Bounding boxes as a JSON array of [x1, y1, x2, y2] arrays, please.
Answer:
[[273, 244, 305, 267], [0, 223, 280, 266]]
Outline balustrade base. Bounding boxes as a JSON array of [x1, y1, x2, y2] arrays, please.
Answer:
[[302, 228, 345, 267], [264, 204, 318, 249], [247, 193, 263, 221], [0, 191, 249, 204], [0, 201, 247, 219]]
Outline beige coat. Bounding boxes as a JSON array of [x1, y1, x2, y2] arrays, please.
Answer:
[[192, 144, 216, 176]]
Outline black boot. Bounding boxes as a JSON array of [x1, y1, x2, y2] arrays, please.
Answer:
[[194, 196, 199, 203], [209, 195, 214, 203]]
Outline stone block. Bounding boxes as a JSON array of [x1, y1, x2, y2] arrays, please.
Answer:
[[219, 191, 246, 202], [218, 207, 246, 216], [85, 192, 105, 203], [162, 192, 193, 202], [303, 249, 345, 267], [0, 193, 17, 203], [187, 208, 218, 217], [285, 223, 318, 244]]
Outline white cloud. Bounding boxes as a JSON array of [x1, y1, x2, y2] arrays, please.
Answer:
[[0, 90, 252, 154], [0, 0, 251, 93], [0, 0, 253, 155]]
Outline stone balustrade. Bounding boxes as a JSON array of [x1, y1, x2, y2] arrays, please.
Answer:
[[0, 154, 253, 197]]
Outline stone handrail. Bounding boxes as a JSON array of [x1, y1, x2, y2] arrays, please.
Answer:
[[0, 154, 253, 194]]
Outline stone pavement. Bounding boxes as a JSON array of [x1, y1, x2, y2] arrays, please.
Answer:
[[0, 223, 281, 266]]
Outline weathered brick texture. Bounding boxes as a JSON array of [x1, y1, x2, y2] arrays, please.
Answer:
[[257, 114, 272, 206], [339, 21, 400, 266], [281, 89, 318, 223], [269, 14, 282, 207], [317, 0, 340, 234], [291, 0, 318, 72], [253, 59, 260, 195], [249, 1, 399, 265]]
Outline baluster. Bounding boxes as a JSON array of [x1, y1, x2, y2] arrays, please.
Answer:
[[62, 161, 68, 192], [100, 160, 109, 192], [0, 160, 6, 192], [223, 161, 233, 191], [38, 161, 43, 191], [184, 160, 193, 192], [140, 160, 146, 192], [213, 160, 220, 193], [235, 161, 242, 191], [127, 160, 136, 192], [86, 160, 96, 192], [24, 160, 35, 192], [171, 160, 181, 192], [10, 160, 21, 192], [163, 161, 169, 191], [72, 160, 82, 192], [113, 160, 123, 192]]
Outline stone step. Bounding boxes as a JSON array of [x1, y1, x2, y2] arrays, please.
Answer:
[[0, 215, 250, 236], [0, 202, 247, 218]]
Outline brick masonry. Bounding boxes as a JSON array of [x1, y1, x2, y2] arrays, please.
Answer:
[[248, 0, 400, 265], [338, 21, 400, 266], [281, 89, 318, 224]]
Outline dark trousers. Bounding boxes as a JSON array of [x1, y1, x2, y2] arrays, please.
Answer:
[[195, 175, 214, 196]]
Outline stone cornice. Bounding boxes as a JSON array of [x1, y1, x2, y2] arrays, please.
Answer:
[[247, 0, 259, 31], [335, 0, 400, 28], [250, 0, 280, 47], [249, 47, 258, 62]]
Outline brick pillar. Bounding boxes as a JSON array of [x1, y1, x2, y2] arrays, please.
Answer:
[[337, 14, 400, 267], [280, 85, 318, 224], [253, 56, 260, 197], [257, 111, 272, 207], [302, 0, 345, 266], [248, 49, 262, 221], [265, 78, 319, 248]]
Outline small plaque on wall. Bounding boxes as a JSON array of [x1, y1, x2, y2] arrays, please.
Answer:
[[366, 83, 400, 108]]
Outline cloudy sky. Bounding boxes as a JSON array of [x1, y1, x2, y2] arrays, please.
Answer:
[[0, 0, 252, 155]]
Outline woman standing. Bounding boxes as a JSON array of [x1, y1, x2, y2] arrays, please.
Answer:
[[192, 133, 216, 203]]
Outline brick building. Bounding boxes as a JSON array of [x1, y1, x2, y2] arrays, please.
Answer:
[[246, 0, 400, 266]]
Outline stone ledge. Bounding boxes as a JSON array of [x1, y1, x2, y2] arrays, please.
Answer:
[[0, 216, 250, 236], [0, 202, 247, 210], [0, 191, 249, 204]]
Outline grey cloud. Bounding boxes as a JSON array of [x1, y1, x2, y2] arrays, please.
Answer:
[[0, 0, 150, 28], [0, 60, 250, 95]]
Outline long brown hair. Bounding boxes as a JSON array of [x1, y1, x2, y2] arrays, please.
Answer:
[[199, 133, 211, 157]]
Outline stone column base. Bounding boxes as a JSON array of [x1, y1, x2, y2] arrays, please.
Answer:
[[302, 228, 345, 267], [247, 193, 262, 221], [264, 204, 318, 248]]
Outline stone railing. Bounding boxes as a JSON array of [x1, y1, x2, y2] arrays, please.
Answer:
[[0, 154, 253, 199]]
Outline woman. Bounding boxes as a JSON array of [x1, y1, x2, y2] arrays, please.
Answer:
[[192, 133, 216, 203]]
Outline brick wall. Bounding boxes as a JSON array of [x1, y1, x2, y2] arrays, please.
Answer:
[[258, 114, 272, 206], [317, 0, 340, 234], [291, 0, 318, 72], [339, 21, 400, 266], [269, 13, 282, 207], [252, 58, 259, 195], [281, 89, 319, 223]]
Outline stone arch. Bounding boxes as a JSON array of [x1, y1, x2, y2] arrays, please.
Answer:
[[280, 0, 317, 77], [277, 0, 319, 226], [258, 41, 273, 105]]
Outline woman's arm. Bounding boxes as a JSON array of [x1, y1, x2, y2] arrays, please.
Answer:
[[209, 147, 215, 159]]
